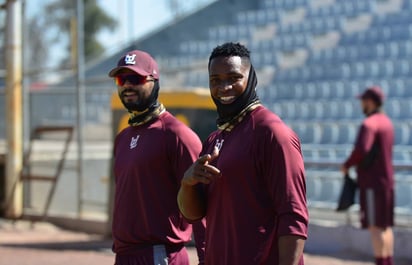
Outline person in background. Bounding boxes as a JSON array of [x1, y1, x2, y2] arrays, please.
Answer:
[[177, 42, 308, 265], [341, 86, 395, 265], [109, 49, 205, 265]]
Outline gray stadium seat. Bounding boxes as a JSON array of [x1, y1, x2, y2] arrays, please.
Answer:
[[394, 123, 411, 145], [336, 123, 358, 144], [320, 123, 339, 144]]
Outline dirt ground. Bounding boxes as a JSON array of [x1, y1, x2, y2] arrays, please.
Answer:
[[0, 219, 410, 265]]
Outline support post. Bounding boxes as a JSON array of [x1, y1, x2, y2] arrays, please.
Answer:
[[4, 0, 23, 218]]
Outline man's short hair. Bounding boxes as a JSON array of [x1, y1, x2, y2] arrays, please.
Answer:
[[208, 42, 251, 68]]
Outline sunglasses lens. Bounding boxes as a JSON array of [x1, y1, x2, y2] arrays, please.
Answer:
[[114, 75, 146, 86], [114, 76, 125, 86]]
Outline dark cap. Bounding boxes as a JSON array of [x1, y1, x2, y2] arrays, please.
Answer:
[[108, 50, 159, 79], [357, 86, 385, 105]]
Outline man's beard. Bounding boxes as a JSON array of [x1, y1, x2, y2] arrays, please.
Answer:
[[120, 80, 160, 112]]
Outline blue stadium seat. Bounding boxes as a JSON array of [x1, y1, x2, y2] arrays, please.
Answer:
[[279, 102, 297, 120], [379, 10, 412, 26], [394, 123, 411, 145], [319, 123, 339, 144], [398, 102, 412, 120], [336, 123, 358, 144], [288, 122, 306, 142], [322, 100, 340, 120], [397, 41, 412, 57], [380, 79, 405, 98], [237, 9, 280, 25], [293, 123, 319, 144], [316, 82, 334, 99], [390, 24, 412, 40], [385, 99, 401, 119]]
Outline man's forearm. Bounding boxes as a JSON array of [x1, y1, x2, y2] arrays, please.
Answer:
[[177, 184, 206, 220], [278, 235, 306, 265]]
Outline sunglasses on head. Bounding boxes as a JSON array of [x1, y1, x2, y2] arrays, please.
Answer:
[[114, 74, 154, 86]]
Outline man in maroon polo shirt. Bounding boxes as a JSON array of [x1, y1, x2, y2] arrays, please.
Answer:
[[341, 86, 395, 265], [108, 49, 205, 265], [178, 42, 308, 265]]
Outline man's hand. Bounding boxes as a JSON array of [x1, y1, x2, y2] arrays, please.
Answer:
[[178, 147, 221, 220], [182, 147, 221, 187]]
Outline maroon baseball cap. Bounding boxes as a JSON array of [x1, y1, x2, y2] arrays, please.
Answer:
[[108, 50, 159, 79], [357, 85, 385, 105]]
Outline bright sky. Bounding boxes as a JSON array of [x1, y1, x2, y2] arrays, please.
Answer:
[[97, 0, 173, 54], [24, 0, 214, 70], [97, 0, 216, 54]]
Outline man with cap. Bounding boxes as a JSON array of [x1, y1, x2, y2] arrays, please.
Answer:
[[341, 86, 395, 265], [108, 49, 205, 265], [177, 42, 308, 265]]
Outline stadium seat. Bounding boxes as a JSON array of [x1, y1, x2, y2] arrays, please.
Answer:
[[319, 123, 339, 144], [387, 99, 412, 120], [336, 123, 358, 144], [394, 123, 411, 145], [386, 99, 401, 119]]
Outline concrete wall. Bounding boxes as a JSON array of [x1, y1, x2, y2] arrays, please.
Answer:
[[307, 220, 412, 261]]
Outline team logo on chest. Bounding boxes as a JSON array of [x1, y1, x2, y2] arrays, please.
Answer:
[[130, 135, 140, 149], [214, 139, 224, 151]]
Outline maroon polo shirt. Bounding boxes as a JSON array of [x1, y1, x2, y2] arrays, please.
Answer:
[[201, 106, 308, 265], [112, 111, 205, 258], [344, 112, 394, 189]]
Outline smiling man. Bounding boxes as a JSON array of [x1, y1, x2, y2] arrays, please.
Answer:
[[178, 42, 308, 265], [108, 50, 206, 265]]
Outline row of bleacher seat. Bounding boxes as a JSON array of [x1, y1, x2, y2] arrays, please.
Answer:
[[238, 0, 373, 27], [236, 9, 279, 26], [176, 11, 411, 67], [265, 98, 412, 121], [178, 40, 221, 57], [261, 0, 307, 9], [306, 0, 372, 18], [274, 59, 412, 82], [340, 24, 412, 45], [268, 101, 362, 121], [301, 144, 412, 163], [287, 121, 359, 145], [260, 79, 412, 100], [277, 16, 342, 34], [283, 121, 412, 145], [308, 41, 412, 64], [208, 25, 254, 43], [251, 51, 278, 68], [372, 9, 412, 26]]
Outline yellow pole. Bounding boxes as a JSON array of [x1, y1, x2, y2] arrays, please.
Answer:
[[4, 0, 23, 218]]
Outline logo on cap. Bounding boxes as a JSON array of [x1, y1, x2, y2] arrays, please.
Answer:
[[124, 54, 136, 65]]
